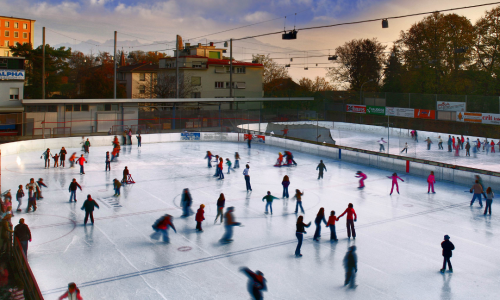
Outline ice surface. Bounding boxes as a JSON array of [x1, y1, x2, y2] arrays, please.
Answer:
[[2, 141, 500, 300]]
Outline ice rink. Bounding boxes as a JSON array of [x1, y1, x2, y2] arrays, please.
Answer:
[[3, 140, 500, 300]]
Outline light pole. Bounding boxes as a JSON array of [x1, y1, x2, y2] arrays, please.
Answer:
[[360, 79, 374, 104]]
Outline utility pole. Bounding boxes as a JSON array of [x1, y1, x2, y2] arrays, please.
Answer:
[[42, 27, 45, 99], [229, 38, 233, 98], [114, 31, 117, 99], [176, 35, 180, 99]]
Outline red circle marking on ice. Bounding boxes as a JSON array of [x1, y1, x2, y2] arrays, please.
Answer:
[[177, 246, 192, 252], [403, 204, 413, 207]]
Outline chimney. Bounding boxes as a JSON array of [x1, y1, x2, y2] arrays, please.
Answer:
[[210, 42, 214, 46], [185, 42, 190, 48], [198, 43, 202, 47]]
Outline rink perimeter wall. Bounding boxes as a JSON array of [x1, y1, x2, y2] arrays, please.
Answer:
[[1, 132, 499, 189]]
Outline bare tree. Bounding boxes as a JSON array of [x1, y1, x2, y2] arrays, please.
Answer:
[[252, 54, 290, 92], [298, 76, 335, 91], [133, 72, 199, 98]]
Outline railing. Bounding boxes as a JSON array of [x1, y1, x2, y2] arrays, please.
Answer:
[[12, 237, 44, 300]]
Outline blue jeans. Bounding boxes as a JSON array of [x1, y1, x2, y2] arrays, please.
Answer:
[[138, 141, 141, 147], [227, 167, 231, 174], [245, 176, 251, 191], [80, 164, 84, 174], [329, 225, 337, 240], [222, 225, 233, 241], [248, 139, 251, 148], [214, 166, 219, 176], [283, 186, 289, 198], [207, 158, 212, 167], [219, 169, 224, 179], [69, 190, 77, 201], [295, 233, 303, 255], [471, 193, 483, 206], [265, 202, 273, 214], [234, 160, 239, 168], [313, 222, 322, 240], [295, 201, 304, 213], [20, 240, 28, 256], [115, 187, 120, 195], [484, 199, 492, 215], [106, 162, 111, 171]]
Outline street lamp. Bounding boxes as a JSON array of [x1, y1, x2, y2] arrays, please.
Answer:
[[360, 79, 374, 104]]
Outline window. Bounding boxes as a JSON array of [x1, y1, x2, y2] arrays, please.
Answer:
[[139, 73, 145, 81], [9, 88, 19, 100], [48, 105, 57, 112], [5, 21, 9, 27], [112, 104, 119, 111], [97, 104, 115, 111], [14, 32, 18, 38], [4, 41, 9, 47], [4, 51, 8, 56], [215, 82, 224, 89], [65, 105, 72, 112], [192, 61, 202, 68], [236, 82, 246, 89], [14, 22, 18, 29], [23, 33, 28, 39], [82, 104, 89, 111], [23, 23, 28, 29], [4, 31, 9, 37], [139, 85, 146, 94], [191, 92, 201, 98], [73, 104, 81, 111], [233, 67, 245, 74], [191, 76, 201, 86]]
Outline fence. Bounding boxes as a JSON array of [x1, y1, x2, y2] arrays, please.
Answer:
[[12, 237, 44, 300]]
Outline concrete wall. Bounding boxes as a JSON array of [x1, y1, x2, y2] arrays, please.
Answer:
[[0, 81, 23, 106]]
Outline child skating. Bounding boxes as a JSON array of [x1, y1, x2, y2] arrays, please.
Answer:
[[226, 158, 232, 174], [401, 142, 408, 154], [16, 185, 24, 212], [234, 152, 240, 168], [53, 153, 60, 168], [262, 191, 278, 215], [113, 179, 121, 196], [293, 189, 305, 214], [195, 204, 205, 232], [316, 160, 327, 179], [205, 151, 213, 168], [69, 152, 77, 168], [151, 214, 176, 243], [378, 138, 387, 152], [326, 210, 338, 241], [355, 171, 367, 189], [427, 171, 436, 193], [36, 178, 47, 199], [440, 235, 455, 273], [387, 173, 404, 195], [337, 203, 357, 239]]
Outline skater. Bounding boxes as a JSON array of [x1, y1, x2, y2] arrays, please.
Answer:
[[284, 151, 297, 166], [69, 152, 77, 168], [58, 282, 83, 300], [414, 130, 418, 142], [113, 179, 121, 196], [84, 138, 91, 153], [136, 133, 142, 147], [41, 148, 52, 168], [426, 137, 432, 150], [355, 171, 367, 189], [247, 133, 252, 148], [218, 157, 225, 180], [295, 216, 311, 257], [465, 141, 471, 156], [427, 171, 436, 193], [122, 131, 127, 146], [68, 178, 82, 202], [401, 142, 408, 154], [294, 189, 305, 214], [457, 136, 462, 150], [53, 153, 60, 168], [13, 219, 31, 257], [484, 187, 494, 215], [475, 175, 488, 199], [128, 128, 133, 145], [80, 136, 85, 152], [221, 207, 241, 243], [452, 136, 455, 149], [378, 138, 387, 152], [105, 151, 111, 171], [337, 203, 357, 239], [454, 140, 460, 157], [275, 152, 284, 166], [262, 191, 278, 214], [491, 140, 495, 153], [111, 146, 119, 162], [387, 173, 404, 195], [36, 178, 47, 199], [241, 267, 267, 300], [447, 136, 452, 152], [243, 164, 252, 191], [470, 180, 484, 207], [16, 185, 24, 212], [226, 158, 232, 174], [59, 147, 67, 167], [81, 194, 99, 225], [212, 155, 220, 176], [313, 207, 327, 241], [181, 188, 193, 217], [282, 175, 290, 198], [234, 152, 240, 168], [326, 210, 338, 241], [316, 160, 327, 179], [25, 179, 39, 212], [214, 193, 225, 224], [151, 214, 176, 243], [122, 166, 129, 184], [344, 246, 358, 288], [76, 154, 87, 174], [440, 235, 455, 273], [195, 204, 205, 232], [461, 135, 465, 149], [205, 151, 213, 168], [438, 136, 443, 150]]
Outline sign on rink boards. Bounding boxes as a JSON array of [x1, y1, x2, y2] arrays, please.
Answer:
[[346, 104, 366, 114], [437, 101, 466, 112], [385, 107, 414, 118], [456, 112, 482, 123]]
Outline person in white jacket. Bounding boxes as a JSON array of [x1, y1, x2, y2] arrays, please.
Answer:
[[378, 138, 387, 152], [25, 178, 40, 212], [58, 282, 83, 300]]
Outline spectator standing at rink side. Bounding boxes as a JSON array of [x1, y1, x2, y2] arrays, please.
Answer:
[[243, 165, 252, 191], [387, 173, 404, 195], [484, 187, 494, 215], [438, 136, 443, 150], [316, 160, 327, 179], [447, 135, 452, 152], [344, 246, 358, 288], [427, 171, 436, 194], [313, 207, 327, 241], [14, 218, 31, 257], [58, 282, 83, 300], [470, 180, 483, 207], [326, 210, 338, 241], [295, 215, 311, 257], [440, 235, 455, 273], [426, 137, 433, 150], [81, 195, 99, 225], [241, 267, 267, 300], [68, 179, 82, 202], [214, 193, 225, 224], [337, 203, 357, 239], [221, 207, 241, 243], [378, 138, 387, 152]]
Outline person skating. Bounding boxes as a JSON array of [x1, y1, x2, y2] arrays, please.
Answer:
[[387, 173, 404, 195], [461, 135, 465, 149], [378, 138, 387, 152], [41, 148, 53, 168], [234, 152, 240, 168], [262, 191, 278, 215], [195, 204, 205, 232], [15, 185, 24, 212], [122, 131, 127, 146], [344, 246, 358, 288], [84, 138, 91, 153], [447, 136, 452, 152], [465, 141, 471, 156], [313, 207, 327, 241], [484, 187, 494, 215], [427, 171, 436, 193], [294, 189, 305, 214], [105, 151, 111, 171], [243, 164, 252, 191], [316, 160, 327, 179], [247, 133, 252, 148], [151, 214, 176, 243], [491, 140, 495, 153], [326, 210, 338, 241], [470, 180, 484, 207], [111, 146, 119, 162], [36, 178, 47, 199], [76, 154, 87, 175], [440, 235, 455, 273], [414, 130, 418, 142], [295, 216, 311, 257], [113, 179, 121, 196], [53, 153, 60, 168], [128, 128, 133, 145], [218, 158, 224, 180], [59, 147, 67, 167], [226, 158, 232, 174], [80, 136, 86, 152], [425, 137, 433, 150], [475, 175, 488, 199], [81, 195, 99, 225], [136, 133, 142, 147], [212, 155, 220, 176], [13, 219, 31, 257], [205, 151, 213, 168], [282, 175, 290, 198], [275, 152, 284, 166], [221, 207, 241, 243], [122, 166, 130, 184], [337, 203, 357, 239], [284, 151, 297, 166], [69, 152, 77, 168], [69, 178, 82, 202], [25, 179, 39, 212], [401, 142, 408, 154], [214, 193, 225, 224], [438, 136, 443, 150], [181, 188, 193, 217], [241, 267, 267, 300], [355, 171, 367, 189], [58, 282, 83, 300], [452, 136, 456, 149]]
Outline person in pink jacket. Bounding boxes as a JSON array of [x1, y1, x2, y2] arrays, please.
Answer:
[[59, 282, 83, 300], [355, 171, 367, 189], [427, 171, 436, 193], [387, 173, 404, 195]]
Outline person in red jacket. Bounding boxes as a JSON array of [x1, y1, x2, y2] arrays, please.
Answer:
[[58, 282, 83, 300], [151, 214, 176, 243], [195, 204, 205, 232], [326, 210, 338, 241], [218, 157, 224, 180], [337, 203, 357, 239], [76, 154, 87, 175]]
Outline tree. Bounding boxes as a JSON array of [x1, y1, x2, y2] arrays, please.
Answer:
[[252, 54, 290, 92], [298, 76, 335, 92], [80, 60, 126, 99], [127, 51, 169, 64], [381, 46, 404, 92], [9, 43, 72, 98], [133, 72, 198, 98], [326, 38, 386, 91]]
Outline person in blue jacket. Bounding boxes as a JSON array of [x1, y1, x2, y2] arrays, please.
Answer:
[[313, 207, 327, 241]]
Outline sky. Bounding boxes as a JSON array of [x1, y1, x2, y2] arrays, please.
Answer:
[[1, 0, 496, 81]]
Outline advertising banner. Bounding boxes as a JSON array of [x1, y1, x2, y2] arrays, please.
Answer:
[[0, 70, 25, 80], [386, 107, 414, 118], [181, 132, 200, 140], [366, 106, 386, 115], [481, 113, 500, 125], [414, 109, 436, 119], [456, 112, 482, 123], [437, 101, 466, 112], [346, 104, 366, 114]]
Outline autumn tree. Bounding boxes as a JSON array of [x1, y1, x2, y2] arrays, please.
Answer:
[[381, 46, 404, 92], [80, 61, 126, 99], [298, 76, 334, 92], [252, 54, 290, 92], [127, 51, 169, 64]]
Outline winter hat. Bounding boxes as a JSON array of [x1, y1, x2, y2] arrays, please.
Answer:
[[200, 204, 205, 208], [444, 235, 450, 240]]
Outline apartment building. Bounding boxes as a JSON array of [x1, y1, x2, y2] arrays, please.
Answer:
[[0, 16, 35, 56], [118, 63, 159, 98]]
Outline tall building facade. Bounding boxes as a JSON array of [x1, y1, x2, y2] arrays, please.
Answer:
[[0, 16, 36, 56]]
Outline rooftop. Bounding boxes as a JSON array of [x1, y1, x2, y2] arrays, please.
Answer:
[[160, 55, 263, 67], [118, 63, 159, 73]]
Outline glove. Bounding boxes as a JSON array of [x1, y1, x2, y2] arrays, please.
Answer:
[[354, 219, 357, 222]]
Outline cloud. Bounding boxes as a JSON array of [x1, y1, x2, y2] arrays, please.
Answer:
[[243, 11, 275, 23]]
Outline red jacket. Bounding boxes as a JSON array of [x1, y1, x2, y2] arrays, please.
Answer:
[[326, 216, 337, 226], [157, 217, 172, 230], [76, 157, 86, 166], [195, 208, 205, 222], [58, 289, 83, 300], [338, 208, 357, 221], [218, 161, 223, 170]]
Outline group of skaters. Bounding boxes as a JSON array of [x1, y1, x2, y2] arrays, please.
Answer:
[[205, 151, 241, 180]]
